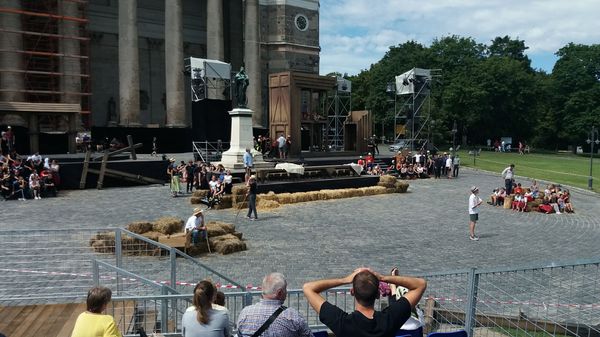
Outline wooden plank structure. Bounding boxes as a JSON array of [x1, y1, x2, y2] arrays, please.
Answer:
[[255, 164, 358, 183], [0, 301, 138, 337], [79, 135, 164, 189]]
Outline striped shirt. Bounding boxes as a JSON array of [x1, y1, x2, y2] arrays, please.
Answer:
[[237, 299, 314, 337]]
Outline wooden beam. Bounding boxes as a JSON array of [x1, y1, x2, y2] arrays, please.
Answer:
[[79, 150, 91, 189], [87, 168, 165, 185]]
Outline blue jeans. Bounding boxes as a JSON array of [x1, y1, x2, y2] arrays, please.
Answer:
[[191, 229, 206, 244]]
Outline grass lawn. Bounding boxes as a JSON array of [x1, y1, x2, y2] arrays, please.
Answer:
[[456, 150, 600, 192]]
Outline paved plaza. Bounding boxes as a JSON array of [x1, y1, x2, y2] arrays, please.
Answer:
[[2, 168, 600, 290]]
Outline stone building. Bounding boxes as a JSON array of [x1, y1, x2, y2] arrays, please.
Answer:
[[0, 0, 320, 153]]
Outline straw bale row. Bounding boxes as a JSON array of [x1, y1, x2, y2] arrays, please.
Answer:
[[90, 217, 246, 257]]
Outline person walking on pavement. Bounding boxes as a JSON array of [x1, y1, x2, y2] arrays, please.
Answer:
[[468, 186, 483, 241], [243, 148, 253, 182], [246, 175, 258, 220], [501, 164, 515, 195]]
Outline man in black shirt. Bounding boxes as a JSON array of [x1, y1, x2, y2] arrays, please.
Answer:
[[303, 268, 426, 337]]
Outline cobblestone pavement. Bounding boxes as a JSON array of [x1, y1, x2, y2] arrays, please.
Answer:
[[2, 168, 600, 292]]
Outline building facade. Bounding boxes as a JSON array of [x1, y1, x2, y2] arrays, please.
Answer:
[[0, 0, 320, 154]]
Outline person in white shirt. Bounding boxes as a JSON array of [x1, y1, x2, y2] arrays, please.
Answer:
[[468, 186, 482, 241], [501, 164, 515, 194], [445, 156, 453, 178], [452, 155, 460, 177], [185, 208, 206, 245], [277, 134, 286, 159]]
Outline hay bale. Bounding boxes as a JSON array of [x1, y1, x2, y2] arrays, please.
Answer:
[[394, 181, 409, 193], [232, 232, 243, 240], [257, 198, 280, 210], [385, 188, 396, 194], [362, 186, 387, 196], [258, 191, 278, 201], [89, 232, 116, 253], [190, 197, 203, 204], [378, 175, 397, 188], [141, 231, 163, 242], [213, 195, 233, 209], [503, 196, 513, 209], [126, 221, 154, 234], [192, 190, 209, 198], [206, 221, 236, 237], [153, 217, 184, 235], [277, 193, 295, 204], [232, 185, 248, 195], [209, 234, 247, 255]]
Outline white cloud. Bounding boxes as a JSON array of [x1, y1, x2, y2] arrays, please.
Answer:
[[319, 0, 600, 75]]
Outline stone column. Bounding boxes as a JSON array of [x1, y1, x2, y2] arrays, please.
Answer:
[[0, 0, 24, 102], [118, 0, 141, 126], [59, 0, 81, 105], [164, 0, 186, 127], [206, 0, 224, 61], [29, 113, 39, 154], [244, 0, 263, 127]]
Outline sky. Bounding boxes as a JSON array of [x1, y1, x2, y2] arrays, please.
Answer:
[[318, 0, 600, 76]]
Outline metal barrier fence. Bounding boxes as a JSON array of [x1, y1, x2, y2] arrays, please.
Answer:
[[105, 260, 600, 337], [2, 226, 598, 337], [0, 228, 242, 304]]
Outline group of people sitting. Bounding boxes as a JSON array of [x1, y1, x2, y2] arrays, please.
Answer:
[[75, 267, 428, 337], [0, 150, 60, 201], [167, 159, 235, 208], [356, 150, 460, 180], [489, 180, 574, 214]]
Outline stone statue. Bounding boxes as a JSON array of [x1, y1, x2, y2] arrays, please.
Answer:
[[234, 66, 249, 108]]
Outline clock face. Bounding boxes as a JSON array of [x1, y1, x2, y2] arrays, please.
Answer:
[[295, 14, 308, 31]]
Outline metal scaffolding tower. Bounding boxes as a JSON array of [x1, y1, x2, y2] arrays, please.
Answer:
[[0, 0, 91, 126], [391, 68, 440, 151], [325, 76, 351, 151]]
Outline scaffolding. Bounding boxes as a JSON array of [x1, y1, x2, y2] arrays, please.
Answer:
[[0, 0, 91, 127], [391, 68, 441, 151], [325, 76, 351, 151]]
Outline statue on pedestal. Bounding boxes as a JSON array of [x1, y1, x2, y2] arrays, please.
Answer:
[[234, 66, 249, 108]]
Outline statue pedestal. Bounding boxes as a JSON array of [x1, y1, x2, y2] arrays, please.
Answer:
[[219, 108, 272, 169]]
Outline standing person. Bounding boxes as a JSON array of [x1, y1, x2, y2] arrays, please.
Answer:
[[285, 135, 292, 158], [445, 154, 453, 179], [237, 272, 313, 337], [501, 164, 515, 195], [453, 155, 460, 177], [246, 175, 258, 221], [182, 280, 231, 337], [70, 286, 122, 337], [302, 268, 426, 337], [468, 186, 483, 241], [243, 148, 253, 181], [371, 134, 380, 155], [167, 158, 181, 197], [5, 126, 14, 152], [185, 160, 196, 193], [185, 208, 207, 245], [277, 133, 286, 159]]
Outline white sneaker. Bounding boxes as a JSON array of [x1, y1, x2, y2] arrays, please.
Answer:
[[470, 236, 479, 241]]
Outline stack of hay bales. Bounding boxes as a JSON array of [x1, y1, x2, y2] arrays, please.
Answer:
[[395, 181, 409, 193], [232, 185, 249, 209], [190, 190, 209, 205], [89, 217, 246, 257]]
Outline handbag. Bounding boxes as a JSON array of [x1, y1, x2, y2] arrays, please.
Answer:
[[250, 305, 287, 337]]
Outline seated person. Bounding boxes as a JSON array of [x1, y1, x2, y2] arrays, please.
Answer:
[[406, 165, 416, 180], [415, 164, 428, 179], [524, 189, 534, 202], [372, 165, 382, 176], [386, 160, 398, 175], [29, 171, 42, 200], [208, 175, 219, 197], [357, 156, 366, 170], [530, 180, 540, 198], [561, 190, 574, 213], [399, 164, 408, 179], [41, 170, 57, 197], [185, 208, 207, 245], [365, 153, 375, 169], [222, 169, 233, 194], [513, 183, 524, 195]]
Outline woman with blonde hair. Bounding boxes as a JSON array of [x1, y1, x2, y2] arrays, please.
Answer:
[[182, 280, 231, 337]]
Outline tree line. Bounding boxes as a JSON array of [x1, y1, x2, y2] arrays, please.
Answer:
[[345, 36, 600, 150]]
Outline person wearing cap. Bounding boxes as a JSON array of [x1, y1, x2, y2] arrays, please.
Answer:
[[186, 208, 207, 245], [246, 175, 258, 220], [468, 186, 483, 241]]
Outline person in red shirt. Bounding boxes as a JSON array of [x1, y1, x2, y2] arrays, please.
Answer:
[[357, 156, 365, 168], [365, 153, 374, 169], [513, 183, 524, 195]]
